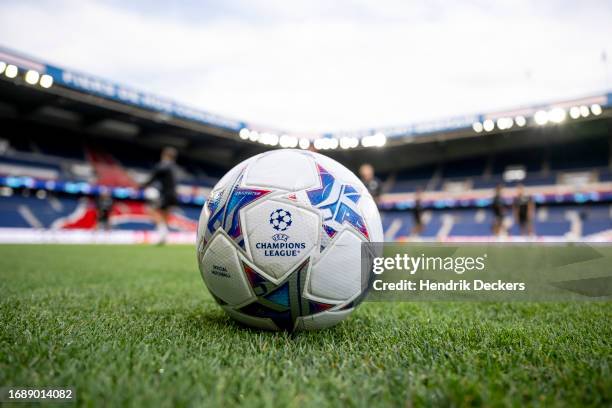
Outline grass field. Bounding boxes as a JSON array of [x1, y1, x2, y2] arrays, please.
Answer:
[[0, 245, 610, 407]]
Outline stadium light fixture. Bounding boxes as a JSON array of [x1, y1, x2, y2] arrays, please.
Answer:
[[340, 136, 360, 149], [515, 116, 526, 127], [4, 64, 18, 78], [39, 74, 54, 89], [361, 133, 386, 147], [534, 110, 548, 125], [268, 134, 279, 146], [24, 70, 40, 85], [375, 133, 386, 147], [298, 138, 310, 150], [569, 106, 581, 119], [314, 137, 340, 150], [381, 134, 387, 146], [0, 61, 6, 75], [590, 104, 602, 116], [472, 122, 483, 133], [259, 133, 273, 145], [548, 107, 566, 124], [496, 117, 513, 130], [579, 105, 590, 118], [279, 134, 292, 148], [239, 128, 250, 140], [248, 130, 260, 142], [483, 119, 495, 132]]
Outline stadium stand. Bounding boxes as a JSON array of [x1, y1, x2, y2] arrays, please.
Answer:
[[0, 46, 610, 242], [1, 128, 611, 240]]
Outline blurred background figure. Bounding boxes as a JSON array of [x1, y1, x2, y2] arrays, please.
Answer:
[[142, 147, 178, 245], [411, 188, 424, 237], [95, 190, 114, 231], [359, 163, 382, 202], [513, 184, 535, 237], [491, 183, 505, 237]]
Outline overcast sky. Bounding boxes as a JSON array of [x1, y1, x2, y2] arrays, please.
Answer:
[[0, 0, 611, 133]]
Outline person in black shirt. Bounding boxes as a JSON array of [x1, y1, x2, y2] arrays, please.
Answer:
[[412, 187, 424, 237], [142, 147, 179, 244], [359, 163, 382, 202], [96, 190, 114, 231], [513, 184, 535, 237], [491, 183, 505, 236]]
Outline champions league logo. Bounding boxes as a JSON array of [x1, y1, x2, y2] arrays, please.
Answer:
[[269, 209, 292, 231], [255, 208, 305, 256]]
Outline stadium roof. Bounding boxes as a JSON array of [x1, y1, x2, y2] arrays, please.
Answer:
[[0, 45, 610, 160]]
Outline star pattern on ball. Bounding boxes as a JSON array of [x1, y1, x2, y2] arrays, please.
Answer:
[[306, 164, 369, 240], [239, 259, 335, 330], [269, 209, 293, 231], [207, 171, 271, 249]]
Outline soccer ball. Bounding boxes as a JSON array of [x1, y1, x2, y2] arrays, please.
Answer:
[[196, 149, 382, 331]]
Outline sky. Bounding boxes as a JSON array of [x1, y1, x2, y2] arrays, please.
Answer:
[[0, 0, 611, 133]]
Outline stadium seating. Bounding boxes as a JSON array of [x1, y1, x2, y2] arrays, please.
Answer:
[[0, 194, 80, 228], [379, 204, 611, 240], [1, 128, 610, 240]]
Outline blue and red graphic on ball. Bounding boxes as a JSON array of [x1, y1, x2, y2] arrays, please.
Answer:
[[206, 163, 368, 250], [206, 172, 271, 249], [307, 164, 369, 239], [239, 259, 336, 330]]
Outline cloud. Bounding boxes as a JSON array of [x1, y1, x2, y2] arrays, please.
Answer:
[[0, 0, 611, 132]]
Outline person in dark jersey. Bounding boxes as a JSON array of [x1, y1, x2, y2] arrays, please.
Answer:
[[95, 190, 114, 230], [491, 183, 505, 236], [411, 187, 424, 237], [142, 147, 179, 245], [513, 184, 535, 237], [359, 163, 382, 202]]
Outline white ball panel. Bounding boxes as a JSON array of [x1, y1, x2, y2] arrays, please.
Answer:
[[359, 194, 384, 242], [199, 233, 253, 305], [297, 309, 355, 330], [243, 199, 319, 279], [308, 152, 367, 193], [196, 201, 210, 249], [244, 150, 318, 191], [214, 157, 254, 191], [310, 230, 364, 301]]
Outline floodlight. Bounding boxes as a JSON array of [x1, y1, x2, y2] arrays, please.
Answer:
[[534, 110, 548, 125], [590, 104, 602, 116], [39, 74, 54, 88], [25, 70, 40, 85], [5, 64, 18, 78]]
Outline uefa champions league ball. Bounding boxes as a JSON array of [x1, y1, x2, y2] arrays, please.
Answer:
[[196, 149, 383, 331]]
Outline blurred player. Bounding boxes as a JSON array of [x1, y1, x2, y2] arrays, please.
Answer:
[[142, 147, 178, 245], [411, 187, 424, 237], [359, 163, 382, 202], [491, 183, 505, 236], [95, 190, 114, 230], [513, 184, 535, 237]]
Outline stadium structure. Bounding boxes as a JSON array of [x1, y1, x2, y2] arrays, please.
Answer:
[[0, 46, 610, 243]]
